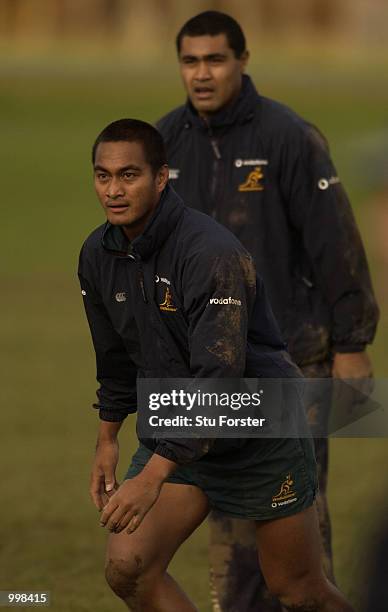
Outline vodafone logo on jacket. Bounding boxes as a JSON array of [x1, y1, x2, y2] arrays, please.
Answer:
[[209, 297, 242, 306]]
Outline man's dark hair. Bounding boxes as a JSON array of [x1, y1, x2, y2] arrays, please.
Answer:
[[92, 118, 167, 175], [176, 11, 246, 58]]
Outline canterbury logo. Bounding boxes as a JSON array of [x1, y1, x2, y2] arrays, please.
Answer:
[[238, 166, 264, 192], [159, 287, 177, 312], [272, 474, 296, 503], [115, 292, 127, 302], [169, 168, 180, 180]]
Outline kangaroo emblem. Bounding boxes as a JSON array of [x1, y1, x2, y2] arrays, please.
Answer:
[[272, 474, 295, 502], [159, 287, 177, 312], [238, 166, 264, 192]]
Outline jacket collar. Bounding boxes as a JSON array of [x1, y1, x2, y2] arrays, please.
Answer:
[[185, 74, 260, 129], [101, 184, 184, 261]]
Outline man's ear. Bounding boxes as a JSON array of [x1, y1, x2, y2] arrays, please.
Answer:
[[156, 165, 170, 192], [240, 50, 250, 71]]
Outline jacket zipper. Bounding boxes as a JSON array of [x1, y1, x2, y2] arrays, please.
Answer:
[[127, 249, 148, 303], [208, 126, 221, 216], [137, 263, 148, 303]]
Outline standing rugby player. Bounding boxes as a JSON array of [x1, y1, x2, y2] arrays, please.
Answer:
[[79, 118, 354, 612], [156, 11, 379, 611]]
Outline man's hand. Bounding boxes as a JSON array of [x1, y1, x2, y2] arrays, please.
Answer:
[[332, 351, 372, 379], [100, 473, 162, 534], [90, 424, 121, 511], [332, 351, 374, 398], [100, 452, 177, 535]]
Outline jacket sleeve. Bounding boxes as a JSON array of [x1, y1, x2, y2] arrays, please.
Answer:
[[184, 248, 256, 377], [281, 123, 379, 352], [153, 244, 257, 464], [78, 249, 137, 422]]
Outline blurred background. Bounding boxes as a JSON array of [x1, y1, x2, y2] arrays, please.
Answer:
[[1, 1, 387, 610]]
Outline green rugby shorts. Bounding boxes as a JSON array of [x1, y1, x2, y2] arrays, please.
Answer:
[[124, 438, 317, 520]]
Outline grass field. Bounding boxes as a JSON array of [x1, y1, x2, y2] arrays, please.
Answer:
[[1, 50, 388, 611]]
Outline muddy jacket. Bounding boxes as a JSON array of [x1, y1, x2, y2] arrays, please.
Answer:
[[157, 75, 379, 366], [78, 185, 299, 464]]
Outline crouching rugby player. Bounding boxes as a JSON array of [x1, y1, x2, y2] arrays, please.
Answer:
[[78, 118, 354, 611]]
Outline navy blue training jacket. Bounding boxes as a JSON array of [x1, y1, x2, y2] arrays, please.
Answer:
[[157, 75, 379, 366], [79, 185, 300, 464]]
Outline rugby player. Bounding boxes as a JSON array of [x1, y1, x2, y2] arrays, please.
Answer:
[[79, 118, 354, 611], [156, 11, 379, 610]]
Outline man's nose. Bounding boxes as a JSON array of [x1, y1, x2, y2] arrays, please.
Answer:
[[194, 60, 211, 81], [107, 177, 124, 198]]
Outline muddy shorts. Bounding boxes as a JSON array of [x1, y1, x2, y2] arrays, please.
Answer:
[[125, 438, 317, 521]]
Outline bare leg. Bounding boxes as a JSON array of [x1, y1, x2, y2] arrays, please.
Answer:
[[105, 482, 209, 611], [208, 362, 335, 612], [302, 361, 335, 583], [209, 512, 280, 612], [255, 505, 354, 611]]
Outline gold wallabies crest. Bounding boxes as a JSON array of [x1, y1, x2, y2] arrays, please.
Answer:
[[159, 287, 177, 312], [238, 166, 265, 192], [272, 474, 296, 503]]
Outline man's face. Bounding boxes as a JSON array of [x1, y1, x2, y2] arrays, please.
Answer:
[[94, 141, 168, 239], [179, 33, 248, 117]]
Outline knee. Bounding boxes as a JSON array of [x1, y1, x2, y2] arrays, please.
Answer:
[[265, 567, 325, 609], [105, 555, 145, 602], [269, 573, 354, 612]]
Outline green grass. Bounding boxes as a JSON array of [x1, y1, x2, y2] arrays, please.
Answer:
[[1, 52, 388, 611]]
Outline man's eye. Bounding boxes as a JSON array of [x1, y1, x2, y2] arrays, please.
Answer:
[[123, 172, 136, 179], [97, 173, 108, 181], [210, 57, 224, 64], [182, 58, 196, 65]]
